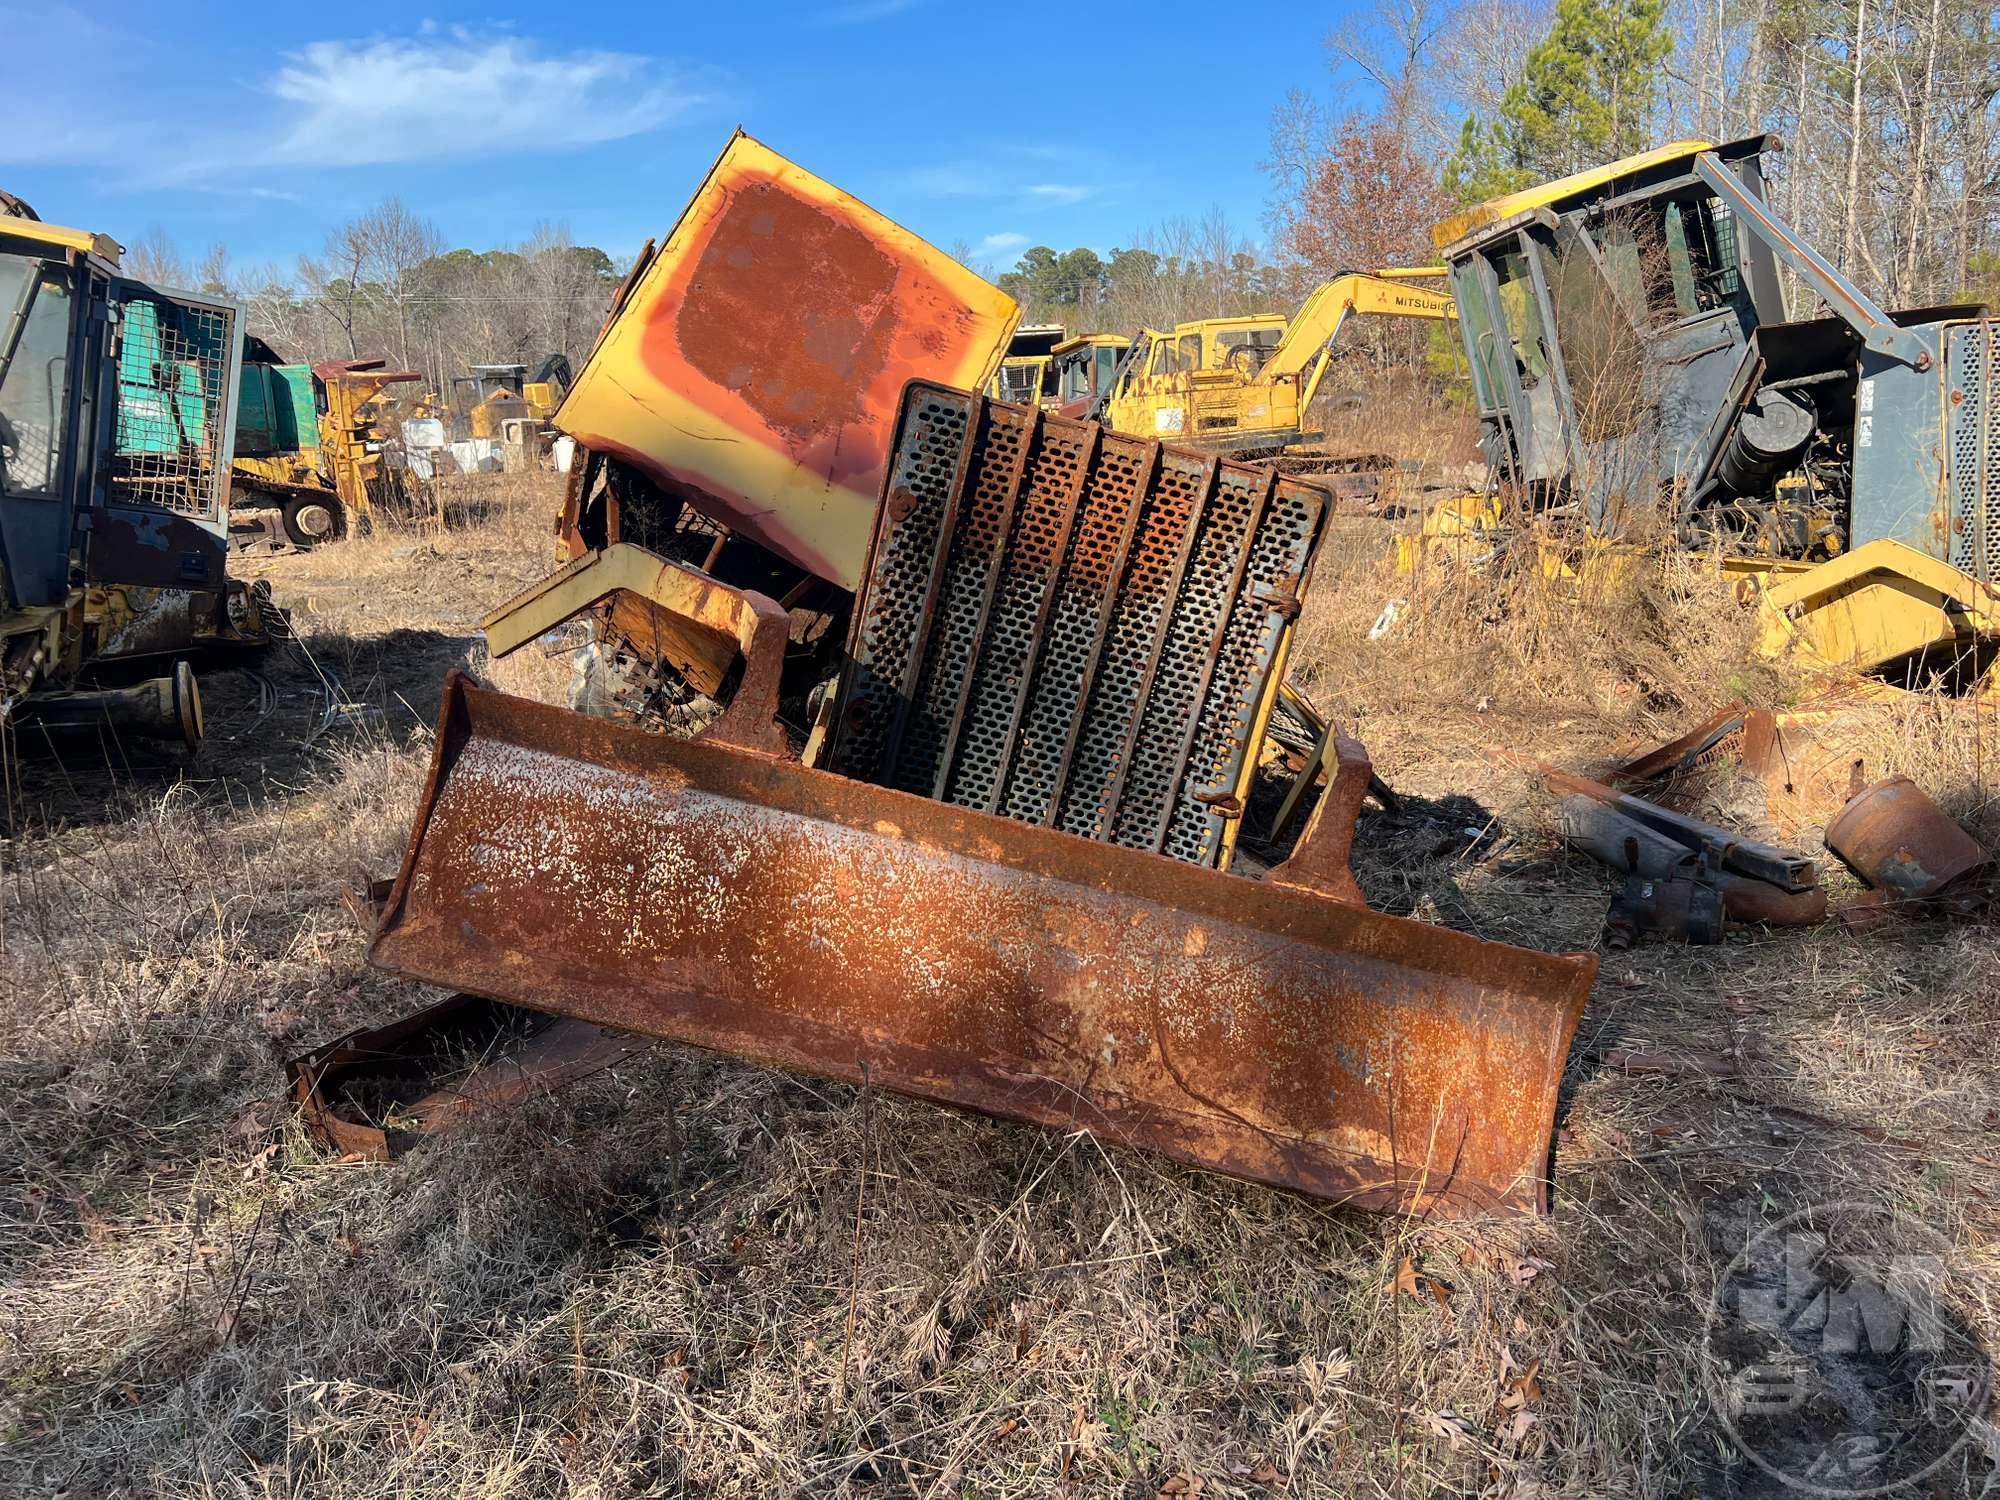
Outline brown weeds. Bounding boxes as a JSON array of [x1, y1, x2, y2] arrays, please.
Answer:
[[0, 467, 1994, 1497]]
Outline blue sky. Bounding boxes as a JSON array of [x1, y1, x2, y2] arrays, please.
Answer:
[[1, 3, 1363, 277]]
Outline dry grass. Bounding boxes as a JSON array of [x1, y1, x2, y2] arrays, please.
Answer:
[[2, 466, 1996, 1497]]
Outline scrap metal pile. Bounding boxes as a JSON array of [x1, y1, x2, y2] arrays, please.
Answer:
[[296, 127, 1996, 1221], [1536, 701, 1990, 944], [294, 131, 1603, 1220]]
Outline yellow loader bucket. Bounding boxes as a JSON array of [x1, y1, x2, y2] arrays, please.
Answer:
[[371, 672, 1596, 1217]]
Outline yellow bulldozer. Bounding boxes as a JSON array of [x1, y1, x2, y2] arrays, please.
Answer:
[[1406, 135, 2000, 689], [1, 194, 269, 754], [342, 130, 1597, 1221]]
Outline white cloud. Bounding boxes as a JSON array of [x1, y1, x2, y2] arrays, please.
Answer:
[[258, 33, 696, 169], [977, 231, 1029, 255], [888, 164, 1101, 213], [816, 0, 928, 22], [0, 24, 702, 183]]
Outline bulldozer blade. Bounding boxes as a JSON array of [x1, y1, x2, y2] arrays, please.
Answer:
[[370, 673, 1597, 1218]]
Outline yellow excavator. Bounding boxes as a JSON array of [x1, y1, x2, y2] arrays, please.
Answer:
[[1096, 270, 1456, 460], [1404, 135, 2000, 689]]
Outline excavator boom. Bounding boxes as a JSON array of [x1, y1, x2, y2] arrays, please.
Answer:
[[1264, 270, 1456, 381]]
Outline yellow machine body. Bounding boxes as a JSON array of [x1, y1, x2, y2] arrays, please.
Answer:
[[551, 131, 1019, 591], [1103, 271, 1455, 451]]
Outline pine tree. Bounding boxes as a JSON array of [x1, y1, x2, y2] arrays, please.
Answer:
[[1444, 0, 1674, 200]]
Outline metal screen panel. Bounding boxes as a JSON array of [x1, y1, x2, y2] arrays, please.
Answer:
[[108, 286, 238, 522], [1946, 321, 1999, 588], [830, 382, 1328, 870]]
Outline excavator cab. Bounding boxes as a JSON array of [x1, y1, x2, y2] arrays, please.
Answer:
[[1049, 332, 1130, 418]]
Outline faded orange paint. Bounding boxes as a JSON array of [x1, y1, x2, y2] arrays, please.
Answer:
[[556, 133, 1019, 589]]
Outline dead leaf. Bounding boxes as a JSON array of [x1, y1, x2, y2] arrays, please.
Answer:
[[1385, 1254, 1421, 1299], [1422, 1409, 1479, 1450], [242, 1142, 279, 1182], [992, 1416, 1018, 1439], [1427, 1276, 1454, 1321], [1498, 1408, 1539, 1448], [1157, 1475, 1202, 1496], [1501, 1357, 1543, 1410], [1456, 1245, 1488, 1269], [1249, 1456, 1283, 1486], [1509, 1256, 1554, 1287]]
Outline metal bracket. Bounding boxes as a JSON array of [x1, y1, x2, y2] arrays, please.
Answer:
[[1693, 153, 1925, 371]]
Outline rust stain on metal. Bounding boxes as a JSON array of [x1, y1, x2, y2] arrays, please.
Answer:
[[369, 673, 1598, 1218], [287, 993, 652, 1160], [1825, 774, 1989, 900], [667, 180, 899, 454]]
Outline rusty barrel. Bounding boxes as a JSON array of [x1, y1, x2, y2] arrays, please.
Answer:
[[1825, 774, 1989, 899], [370, 674, 1598, 1217]]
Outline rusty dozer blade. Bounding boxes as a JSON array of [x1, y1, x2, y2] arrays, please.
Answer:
[[370, 672, 1596, 1217]]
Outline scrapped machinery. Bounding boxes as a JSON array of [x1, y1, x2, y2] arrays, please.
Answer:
[[449, 354, 573, 441], [1049, 331, 1132, 419], [231, 351, 422, 545], [0, 194, 267, 753], [351, 132, 1597, 1218], [1413, 135, 2000, 688], [1093, 271, 1457, 503], [983, 323, 1066, 407]]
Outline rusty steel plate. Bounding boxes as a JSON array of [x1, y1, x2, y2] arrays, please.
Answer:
[[370, 674, 1597, 1217], [552, 132, 1019, 591]]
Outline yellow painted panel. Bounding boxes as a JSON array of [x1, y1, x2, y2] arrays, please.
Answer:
[[556, 132, 1020, 589]]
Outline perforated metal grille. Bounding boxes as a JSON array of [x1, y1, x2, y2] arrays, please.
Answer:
[[832, 390, 971, 784], [943, 420, 1091, 812], [1166, 481, 1324, 865], [830, 382, 1328, 869], [1946, 322, 1999, 588], [1109, 462, 1267, 850], [891, 402, 1029, 795], [110, 292, 235, 519], [999, 435, 1152, 826], [1056, 452, 1207, 841]]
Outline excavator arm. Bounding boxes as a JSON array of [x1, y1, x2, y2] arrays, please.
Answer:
[[1265, 270, 1456, 413]]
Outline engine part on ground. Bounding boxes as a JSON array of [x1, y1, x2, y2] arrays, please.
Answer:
[[553, 131, 1020, 592], [1824, 774, 1989, 902], [1555, 794, 1827, 928], [824, 383, 1328, 869], [9, 659, 202, 749], [286, 993, 654, 1161], [368, 672, 1597, 1217], [1605, 862, 1727, 948], [1541, 765, 1817, 891]]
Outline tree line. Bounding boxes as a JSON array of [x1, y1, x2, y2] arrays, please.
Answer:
[[997, 0, 1998, 337], [126, 200, 622, 391]]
